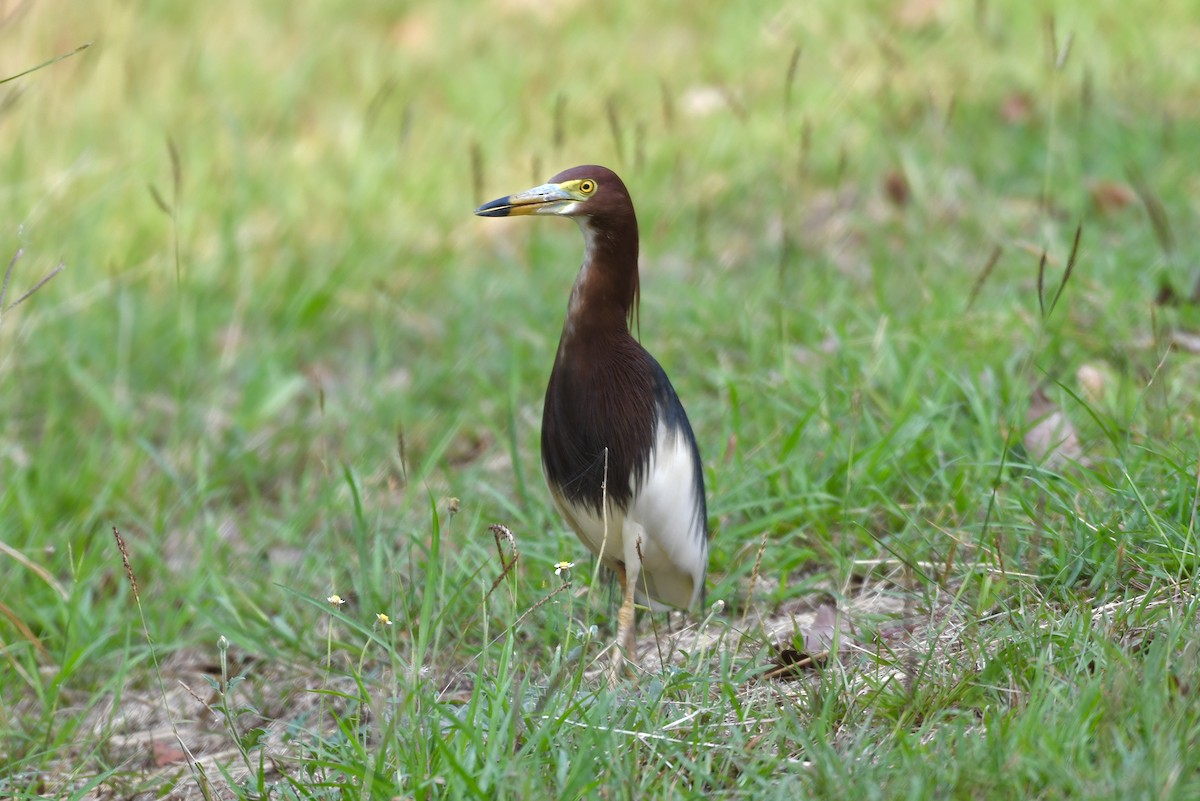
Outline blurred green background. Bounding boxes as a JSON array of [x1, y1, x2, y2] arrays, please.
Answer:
[[3, 0, 1200, 795]]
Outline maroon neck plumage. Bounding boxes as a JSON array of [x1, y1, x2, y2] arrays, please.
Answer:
[[555, 166, 641, 344]]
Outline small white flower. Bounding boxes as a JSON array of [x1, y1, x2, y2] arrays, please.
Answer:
[[376, 612, 393, 626], [553, 561, 575, 576], [327, 594, 346, 606]]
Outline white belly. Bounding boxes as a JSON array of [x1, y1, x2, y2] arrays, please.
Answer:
[[548, 420, 707, 610]]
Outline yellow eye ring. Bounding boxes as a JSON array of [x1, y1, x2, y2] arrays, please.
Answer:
[[579, 179, 596, 195]]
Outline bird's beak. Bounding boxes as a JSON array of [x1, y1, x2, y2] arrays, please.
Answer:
[[474, 182, 575, 218]]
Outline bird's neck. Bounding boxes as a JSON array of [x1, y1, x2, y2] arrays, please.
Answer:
[[562, 216, 640, 345]]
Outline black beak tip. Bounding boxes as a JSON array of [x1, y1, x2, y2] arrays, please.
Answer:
[[474, 197, 512, 218]]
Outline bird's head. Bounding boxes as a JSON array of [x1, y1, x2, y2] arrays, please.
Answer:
[[474, 165, 631, 220], [474, 164, 642, 329]]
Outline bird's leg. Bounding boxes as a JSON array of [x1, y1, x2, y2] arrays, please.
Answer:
[[617, 555, 638, 656], [609, 521, 644, 684], [608, 562, 639, 685], [608, 562, 630, 685]]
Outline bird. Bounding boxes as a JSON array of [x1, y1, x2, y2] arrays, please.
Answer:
[[474, 165, 709, 669]]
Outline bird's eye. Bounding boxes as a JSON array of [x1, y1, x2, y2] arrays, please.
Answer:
[[579, 179, 596, 195]]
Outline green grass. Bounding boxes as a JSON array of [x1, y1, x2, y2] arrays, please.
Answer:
[[3, 0, 1200, 797]]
